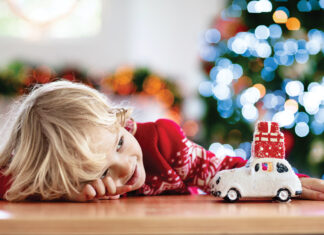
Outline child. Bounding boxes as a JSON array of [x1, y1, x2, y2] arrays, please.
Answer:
[[0, 80, 324, 202]]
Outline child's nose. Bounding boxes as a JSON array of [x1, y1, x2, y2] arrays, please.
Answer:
[[111, 158, 133, 180]]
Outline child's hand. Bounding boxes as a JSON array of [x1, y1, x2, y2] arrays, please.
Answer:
[[300, 177, 324, 200], [71, 176, 132, 202]]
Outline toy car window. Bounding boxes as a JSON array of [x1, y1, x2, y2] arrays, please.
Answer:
[[255, 163, 259, 172], [262, 162, 273, 172], [277, 163, 289, 173]]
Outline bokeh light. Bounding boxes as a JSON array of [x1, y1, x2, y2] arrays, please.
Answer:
[[199, 1, 324, 178], [295, 122, 309, 137], [247, 0, 272, 13], [198, 81, 213, 97], [242, 104, 258, 121], [212, 84, 231, 100], [298, 0, 312, 12], [286, 17, 301, 30], [284, 99, 299, 113], [295, 112, 309, 124], [273, 10, 288, 24], [209, 142, 236, 158], [255, 25, 270, 39], [253, 83, 266, 98], [269, 24, 282, 38], [272, 110, 294, 127], [205, 29, 221, 44], [285, 80, 304, 97], [182, 120, 199, 137]]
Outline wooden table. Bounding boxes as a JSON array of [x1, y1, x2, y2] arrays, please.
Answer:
[[1, 195, 324, 235]]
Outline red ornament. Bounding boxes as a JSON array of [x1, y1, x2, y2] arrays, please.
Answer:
[[212, 16, 248, 40], [282, 130, 295, 158]]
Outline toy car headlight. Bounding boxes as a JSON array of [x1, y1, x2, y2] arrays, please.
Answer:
[[216, 176, 221, 185]]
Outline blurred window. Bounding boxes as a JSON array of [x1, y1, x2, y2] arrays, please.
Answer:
[[0, 0, 102, 40]]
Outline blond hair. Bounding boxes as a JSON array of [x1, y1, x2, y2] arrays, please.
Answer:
[[0, 80, 131, 201]]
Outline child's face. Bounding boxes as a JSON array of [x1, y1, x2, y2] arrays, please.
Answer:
[[91, 125, 146, 192]]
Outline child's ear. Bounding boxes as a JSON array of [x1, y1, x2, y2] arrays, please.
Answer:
[[124, 118, 137, 135]]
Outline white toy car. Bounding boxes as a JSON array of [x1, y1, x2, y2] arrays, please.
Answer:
[[210, 157, 302, 202]]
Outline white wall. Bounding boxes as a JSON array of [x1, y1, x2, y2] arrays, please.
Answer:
[[0, 0, 224, 96]]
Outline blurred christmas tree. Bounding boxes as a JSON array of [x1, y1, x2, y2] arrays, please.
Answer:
[[199, 0, 324, 177]]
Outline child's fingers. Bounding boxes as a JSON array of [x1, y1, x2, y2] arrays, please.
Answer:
[[109, 194, 121, 199], [102, 176, 132, 196], [301, 187, 324, 200], [300, 177, 324, 193], [83, 184, 97, 200], [99, 195, 121, 200], [115, 185, 132, 195], [71, 184, 96, 202], [102, 176, 117, 195], [91, 179, 106, 197]]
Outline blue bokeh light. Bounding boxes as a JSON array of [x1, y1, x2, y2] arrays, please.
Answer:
[[310, 0, 321, 10], [284, 39, 298, 55], [276, 6, 290, 16], [295, 50, 309, 64], [236, 95, 243, 108], [308, 29, 323, 40], [232, 64, 243, 79], [218, 105, 234, 118], [239, 142, 251, 159], [218, 99, 233, 111], [198, 81, 214, 97], [200, 45, 217, 62], [209, 66, 219, 80], [233, 0, 247, 10], [282, 78, 291, 92], [298, 39, 307, 49], [295, 122, 310, 137], [242, 104, 259, 121], [217, 58, 232, 68], [199, 3, 324, 147], [297, 0, 312, 12], [274, 42, 285, 56], [223, 4, 242, 18], [256, 42, 272, 58], [285, 80, 304, 97], [264, 57, 278, 71], [205, 29, 221, 44], [261, 68, 275, 82], [263, 93, 277, 109], [315, 108, 324, 123], [213, 84, 231, 100], [295, 112, 309, 123], [311, 120, 324, 135], [255, 25, 270, 39], [269, 24, 282, 39], [275, 54, 294, 66], [231, 37, 248, 54], [320, 0, 324, 8]]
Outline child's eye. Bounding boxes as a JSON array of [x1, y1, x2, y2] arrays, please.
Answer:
[[101, 168, 109, 179], [117, 136, 124, 152]]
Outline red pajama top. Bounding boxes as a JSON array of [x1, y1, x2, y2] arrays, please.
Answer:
[[0, 119, 307, 199]]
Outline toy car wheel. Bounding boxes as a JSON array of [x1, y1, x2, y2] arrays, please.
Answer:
[[224, 188, 240, 202], [276, 188, 291, 202]]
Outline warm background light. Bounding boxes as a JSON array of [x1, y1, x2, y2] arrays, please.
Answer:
[[253, 83, 266, 98], [273, 10, 288, 24], [284, 99, 299, 113], [286, 17, 301, 31]]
